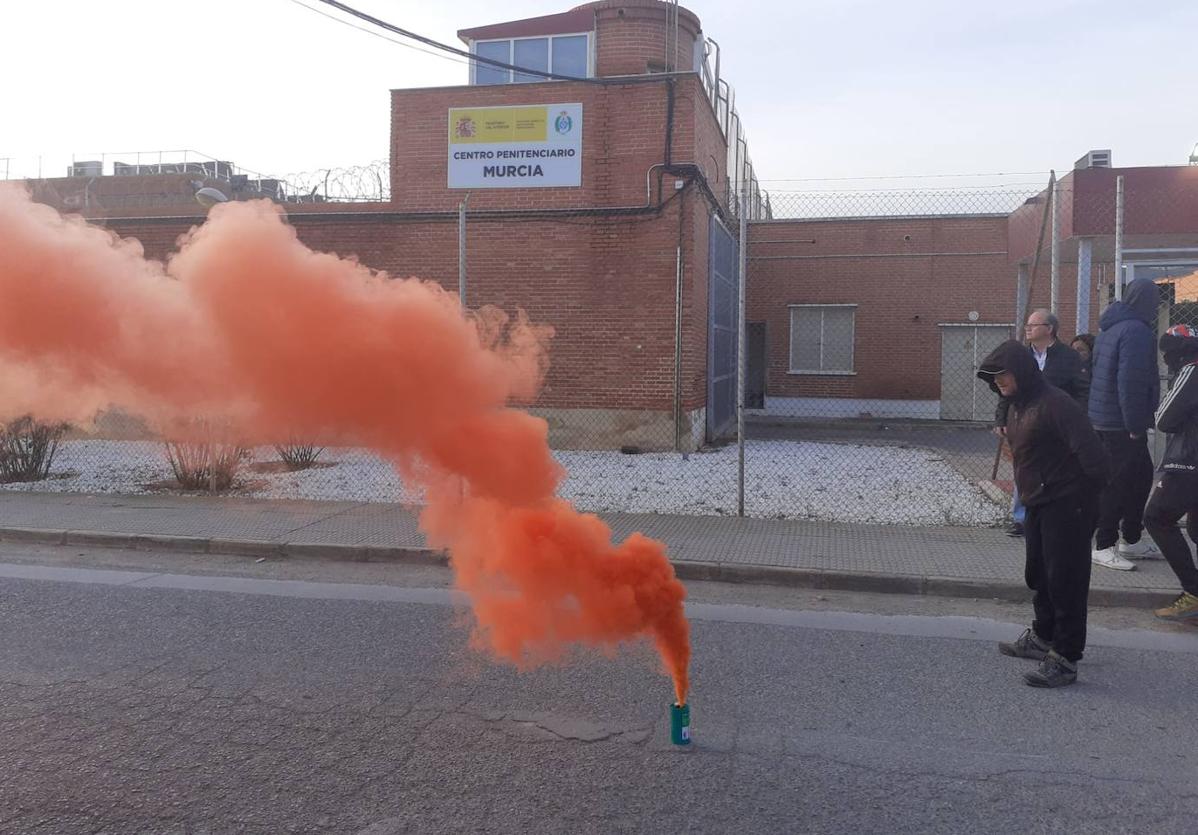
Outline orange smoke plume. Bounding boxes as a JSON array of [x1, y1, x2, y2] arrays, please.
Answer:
[[0, 185, 690, 702]]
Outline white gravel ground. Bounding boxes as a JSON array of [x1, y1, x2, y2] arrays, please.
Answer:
[[0, 439, 1004, 527]]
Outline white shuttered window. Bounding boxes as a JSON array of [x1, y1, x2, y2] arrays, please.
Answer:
[[789, 304, 856, 374]]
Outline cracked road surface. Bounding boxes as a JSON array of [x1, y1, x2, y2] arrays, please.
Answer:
[[1, 544, 1196, 833]]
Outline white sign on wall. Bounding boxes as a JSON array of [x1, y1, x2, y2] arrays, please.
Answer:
[[447, 103, 583, 189]]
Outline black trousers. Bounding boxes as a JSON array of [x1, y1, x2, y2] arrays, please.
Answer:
[[1143, 471, 1198, 597], [1025, 491, 1099, 663], [1095, 431, 1155, 550]]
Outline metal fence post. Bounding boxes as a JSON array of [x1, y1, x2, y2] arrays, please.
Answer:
[[1015, 263, 1030, 336], [458, 193, 470, 308], [1114, 176, 1125, 301], [1050, 174, 1060, 313], [673, 240, 684, 452], [737, 186, 748, 517], [1076, 237, 1092, 334]]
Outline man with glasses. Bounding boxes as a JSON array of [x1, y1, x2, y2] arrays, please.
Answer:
[[996, 309, 1089, 536]]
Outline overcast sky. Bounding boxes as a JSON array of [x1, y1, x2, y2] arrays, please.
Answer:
[[3, 0, 1195, 191]]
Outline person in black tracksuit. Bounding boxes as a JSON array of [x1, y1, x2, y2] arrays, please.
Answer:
[[1143, 325, 1198, 622], [978, 341, 1109, 687]]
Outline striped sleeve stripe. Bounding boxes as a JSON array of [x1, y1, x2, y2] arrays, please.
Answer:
[[1156, 364, 1196, 423]]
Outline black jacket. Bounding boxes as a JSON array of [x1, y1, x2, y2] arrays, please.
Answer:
[[1156, 361, 1198, 473], [980, 340, 1109, 507], [1088, 278, 1160, 434], [995, 340, 1089, 426]]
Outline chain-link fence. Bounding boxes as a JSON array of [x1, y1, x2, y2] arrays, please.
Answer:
[[4, 172, 1197, 529], [737, 173, 1198, 527]]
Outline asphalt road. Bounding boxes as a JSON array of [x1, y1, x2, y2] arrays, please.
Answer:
[[1, 544, 1196, 834]]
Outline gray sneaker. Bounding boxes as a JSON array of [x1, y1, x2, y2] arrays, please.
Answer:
[[998, 627, 1051, 661], [1023, 651, 1078, 688]]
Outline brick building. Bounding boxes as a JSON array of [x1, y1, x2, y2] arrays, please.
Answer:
[[29, 0, 754, 453], [15, 1, 1198, 441], [1008, 162, 1198, 342], [746, 213, 1014, 421], [748, 159, 1198, 422]]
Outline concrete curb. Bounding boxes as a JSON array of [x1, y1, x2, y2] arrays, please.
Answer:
[[0, 526, 444, 567], [0, 526, 1177, 609]]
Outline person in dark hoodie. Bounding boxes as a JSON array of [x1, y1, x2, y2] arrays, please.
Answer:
[[997, 309, 1090, 538], [1088, 277, 1162, 572], [1071, 333, 1095, 383], [979, 340, 1109, 687], [1143, 325, 1198, 622]]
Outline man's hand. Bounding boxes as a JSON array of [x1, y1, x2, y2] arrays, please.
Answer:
[[1130, 433, 1143, 440], [992, 426, 1007, 438]]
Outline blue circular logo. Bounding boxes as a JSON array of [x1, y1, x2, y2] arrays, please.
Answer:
[[554, 112, 573, 135]]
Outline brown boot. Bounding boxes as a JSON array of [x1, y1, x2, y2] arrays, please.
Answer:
[[1154, 592, 1198, 623]]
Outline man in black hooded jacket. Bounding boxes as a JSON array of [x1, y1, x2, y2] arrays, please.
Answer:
[[1089, 277, 1162, 571], [978, 340, 1109, 687]]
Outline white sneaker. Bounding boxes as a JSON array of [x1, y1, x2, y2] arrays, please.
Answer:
[[1118, 539, 1163, 559], [1092, 547, 1136, 571]]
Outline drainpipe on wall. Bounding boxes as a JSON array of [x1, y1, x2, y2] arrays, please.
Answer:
[[663, 77, 675, 168]]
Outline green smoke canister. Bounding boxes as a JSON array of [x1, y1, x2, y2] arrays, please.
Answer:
[[670, 702, 691, 746]]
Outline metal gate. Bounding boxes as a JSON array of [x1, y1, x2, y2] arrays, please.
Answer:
[[939, 324, 1012, 421], [707, 215, 739, 439]]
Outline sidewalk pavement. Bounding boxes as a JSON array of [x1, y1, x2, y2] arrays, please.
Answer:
[[0, 491, 1185, 607]]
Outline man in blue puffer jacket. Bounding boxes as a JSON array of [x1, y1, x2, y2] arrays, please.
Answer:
[[1089, 277, 1161, 571]]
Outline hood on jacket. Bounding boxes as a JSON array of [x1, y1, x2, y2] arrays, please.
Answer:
[[1099, 277, 1159, 331], [977, 339, 1045, 404]]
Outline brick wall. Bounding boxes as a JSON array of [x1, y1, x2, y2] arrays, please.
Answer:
[[100, 203, 693, 414], [1072, 166, 1198, 236], [458, 0, 701, 79], [22, 173, 253, 215], [1008, 166, 1198, 338], [390, 75, 714, 211], [68, 63, 728, 449], [746, 215, 1014, 402], [590, 0, 701, 76]]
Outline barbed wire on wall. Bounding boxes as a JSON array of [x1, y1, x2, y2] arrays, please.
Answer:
[[279, 160, 391, 203]]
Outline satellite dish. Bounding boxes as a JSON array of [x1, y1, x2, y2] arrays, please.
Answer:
[[195, 187, 228, 208]]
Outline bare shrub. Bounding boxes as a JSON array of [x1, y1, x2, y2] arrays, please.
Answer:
[[0, 417, 68, 483], [163, 420, 247, 491], [274, 441, 325, 471]]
